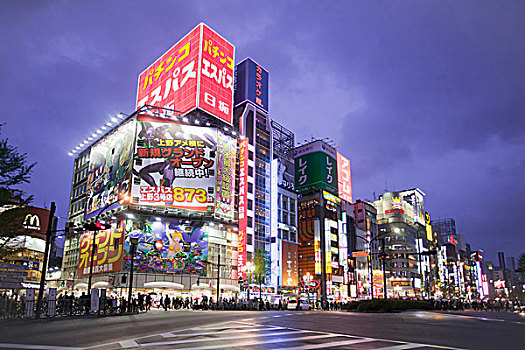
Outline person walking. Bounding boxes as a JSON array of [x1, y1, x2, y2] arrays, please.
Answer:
[[164, 295, 170, 311]]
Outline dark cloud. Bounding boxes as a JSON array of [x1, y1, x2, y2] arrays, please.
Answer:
[[1, 0, 524, 261]]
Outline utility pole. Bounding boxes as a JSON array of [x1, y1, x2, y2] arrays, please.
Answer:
[[216, 251, 220, 308], [382, 238, 387, 299], [128, 237, 138, 312], [36, 202, 56, 318]]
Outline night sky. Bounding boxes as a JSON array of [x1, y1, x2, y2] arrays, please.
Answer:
[[1, 1, 524, 263]]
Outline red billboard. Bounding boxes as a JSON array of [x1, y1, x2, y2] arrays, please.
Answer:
[[237, 137, 249, 278], [198, 24, 235, 125], [336, 152, 352, 203], [77, 222, 125, 276], [136, 23, 234, 125]]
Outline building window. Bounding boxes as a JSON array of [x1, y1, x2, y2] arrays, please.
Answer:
[[248, 182, 253, 193], [248, 199, 253, 210], [248, 166, 253, 177], [247, 216, 253, 228], [282, 195, 288, 210], [290, 214, 296, 227], [290, 198, 295, 211]]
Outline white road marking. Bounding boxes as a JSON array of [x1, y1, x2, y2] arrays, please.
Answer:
[[373, 344, 425, 350], [118, 339, 139, 348], [0, 345, 81, 350], [140, 330, 310, 347], [160, 326, 285, 337], [272, 337, 374, 349]]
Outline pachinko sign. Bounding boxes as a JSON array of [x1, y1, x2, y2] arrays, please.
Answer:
[[123, 218, 208, 275], [77, 222, 125, 276], [336, 152, 352, 203], [132, 116, 217, 213], [137, 23, 234, 125], [237, 137, 249, 278], [215, 130, 237, 219]]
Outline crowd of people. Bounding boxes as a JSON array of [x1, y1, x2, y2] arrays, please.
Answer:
[[429, 298, 522, 312]]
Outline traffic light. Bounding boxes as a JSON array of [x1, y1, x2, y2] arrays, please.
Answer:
[[84, 221, 112, 231]]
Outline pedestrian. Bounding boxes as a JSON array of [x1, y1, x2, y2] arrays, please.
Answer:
[[146, 294, 152, 311], [164, 295, 170, 311]]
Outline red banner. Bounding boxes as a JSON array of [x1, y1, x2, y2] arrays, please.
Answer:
[[77, 222, 125, 276], [237, 137, 249, 278]]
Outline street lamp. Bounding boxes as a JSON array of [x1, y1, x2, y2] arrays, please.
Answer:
[[127, 236, 139, 312], [303, 272, 314, 302]]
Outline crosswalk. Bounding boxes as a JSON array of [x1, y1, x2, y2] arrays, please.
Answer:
[[87, 321, 465, 350]]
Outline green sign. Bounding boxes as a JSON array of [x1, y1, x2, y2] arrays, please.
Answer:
[[295, 152, 338, 195]]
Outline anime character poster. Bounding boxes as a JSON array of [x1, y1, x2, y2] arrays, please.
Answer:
[[85, 119, 135, 220], [132, 115, 217, 213], [123, 218, 208, 275]]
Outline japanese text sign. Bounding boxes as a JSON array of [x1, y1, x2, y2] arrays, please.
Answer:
[[336, 152, 352, 203], [237, 137, 249, 278], [132, 116, 217, 213], [136, 23, 234, 125], [295, 152, 338, 196], [77, 222, 125, 276], [215, 130, 237, 219], [235, 58, 269, 112]]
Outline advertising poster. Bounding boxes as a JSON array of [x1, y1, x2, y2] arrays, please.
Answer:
[[281, 242, 299, 287], [198, 24, 235, 125], [123, 219, 208, 275], [373, 270, 384, 298], [132, 117, 217, 213], [85, 119, 135, 220], [237, 137, 249, 278], [336, 152, 352, 203], [215, 130, 237, 219], [235, 58, 269, 112], [136, 25, 201, 115], [77, 222, 125, 276], [295, 142, 338, 195]]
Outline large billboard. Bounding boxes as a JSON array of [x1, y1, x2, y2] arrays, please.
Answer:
[[136, 23, 234, 125], [294, 141, 338, 195], [336, 152, 352, 203], [77, 222, 125, 276], [235, 58, 269, 112], [237, 137, 249, 279], [85, 119, 135, 220], [214, 130, 237, 219], [132, 116, 217, 213], [295, 152, 338, 195], [123, 218, 207, 275]]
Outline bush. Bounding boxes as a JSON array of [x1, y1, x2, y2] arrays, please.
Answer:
[[341, 299, 430, 312]]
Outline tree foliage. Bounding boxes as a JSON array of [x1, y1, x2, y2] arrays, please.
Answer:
[[0, 124, 37, 261], [253, 247, 271, 285]]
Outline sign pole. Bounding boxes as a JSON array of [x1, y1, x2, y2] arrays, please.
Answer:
[[36, 202, 56, 318]]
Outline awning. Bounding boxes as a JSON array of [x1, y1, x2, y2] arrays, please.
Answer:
[[74, 283, 88, 290], [92, 281, 109, 288], [143, 281, 184, 290], [221, 285, 240, 292]]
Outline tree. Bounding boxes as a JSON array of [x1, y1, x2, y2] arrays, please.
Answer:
[[0, 124, 37, 261], [253, 247, 271, 300], [518, 253, 525, 278]]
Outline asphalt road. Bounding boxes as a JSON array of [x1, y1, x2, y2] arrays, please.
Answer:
[[0, 309, 523, 349]]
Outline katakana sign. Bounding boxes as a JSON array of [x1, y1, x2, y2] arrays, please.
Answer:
[[214, 130, 237, 219], [77, 222, 125, 277], [131, 115, 217, 213], [294, 151, 338, 195], [136, 23, 234, 125]]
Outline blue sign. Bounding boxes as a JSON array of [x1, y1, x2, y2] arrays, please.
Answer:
[[235, 58, 269, 112]]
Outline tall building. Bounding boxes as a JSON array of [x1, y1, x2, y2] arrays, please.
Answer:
[[62, 23, 241, 298], [294, 140, 353, 302]]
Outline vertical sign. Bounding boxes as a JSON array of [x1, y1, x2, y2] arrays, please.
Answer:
[[336, 152, 352, 203], [198, 24, 235, 125], [235, 58, 269, 112], [237, 137, 249, 278], [215, 130, 237, 219], [270, 159, 279, 286]]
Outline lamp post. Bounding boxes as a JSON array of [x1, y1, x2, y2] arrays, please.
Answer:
[[127, 236, 138, 312], [355, 233, 389, 300], [303, 272, 313, 303], [242, 262, 255, 302]]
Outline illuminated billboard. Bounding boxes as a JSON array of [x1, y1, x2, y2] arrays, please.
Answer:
[[132, 116, 217, 213], [214, 130, 237, 219], [123, 218, 207, 275], [336, 152, 352, 203], [235, 58, 269, 112], [282, 242, 299, 287], [85, 119, 135, 220], [237, 137, 249, 278], [294, 141, 338, 195], [77, 222, 125, 276], [136, 23, 234, 125]]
